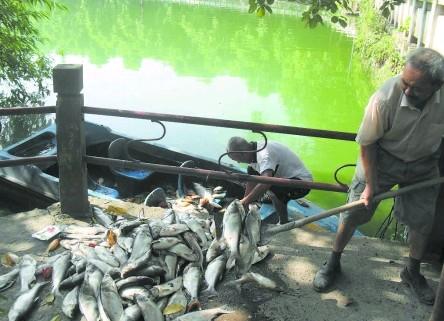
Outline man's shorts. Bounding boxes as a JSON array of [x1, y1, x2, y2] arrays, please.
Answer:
[[247, 167, 310, 204], [340, 147, 440, 235]]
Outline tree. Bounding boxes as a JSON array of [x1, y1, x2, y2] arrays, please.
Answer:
[[0, 0, 64, 108], [248, 0, 404, 28]]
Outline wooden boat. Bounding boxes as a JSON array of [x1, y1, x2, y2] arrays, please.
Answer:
[[0, 121, 346, 234]]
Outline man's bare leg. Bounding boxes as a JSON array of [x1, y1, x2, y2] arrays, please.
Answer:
[[270, 193, 288, 224]]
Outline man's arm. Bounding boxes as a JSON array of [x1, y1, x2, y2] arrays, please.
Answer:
[[240, 169, 273, 206], [360, 143, 378, 207]]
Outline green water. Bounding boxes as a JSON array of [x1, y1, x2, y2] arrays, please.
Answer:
[[34, 0, 394, 236]]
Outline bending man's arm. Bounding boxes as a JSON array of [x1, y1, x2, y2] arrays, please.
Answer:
[[240, 169, 273, 206], [360, 143, 378, 207]]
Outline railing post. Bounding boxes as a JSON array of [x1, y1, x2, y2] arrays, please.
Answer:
[[53, 64, 90, 217]]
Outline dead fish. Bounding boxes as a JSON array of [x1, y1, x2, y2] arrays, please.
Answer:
[[19, 254, 37, 293], [245, 205, 261, 247], [222, 200, 243, 270], [226, 272, 282, 292], [119, 286, 151, 301], [183, 263, 201, 311], [237, 234, 255, 275], [149, 220, 167, 239], [88, 258, 120, 278], [95, 246, 120, 267], [62, 286, 79, 318], [120, 251, 151, 278], [72, 256, 87, 273], [164, 289, 188, 320], [115, 276, 156, 290], [99, 274, 124, 321], [149, 277, 183, 299], [0, 268, 19, 292], [171, 306, 233, 321], [152, 237, 182, 250], [164, 253, 178, 281], [135, 294, 164, 321], [1, 252, 20, 267], [63, 233, 105, 241], [203, 254, 226, 298], [125, 264, 165, 278], [168, 243, 197, 261], [252, 245, 271, 265], [160, 224, 189, 237], [206, 238, 226, 264], [92, 206, 114, 228], [162, 209, 176, 225], [182, 218, 209, 250], [59, 272, 85, 290], [182, 231, 204, 270], [79, 266, 103, 321], [119, 219, 145, 235], [111, 244, 128, 266], [120, 304, 142, 321], [8, 282, 48, 321], [128, 226, 152, 262], [117, 236, 134, 253], [52, 251, 72, 295]]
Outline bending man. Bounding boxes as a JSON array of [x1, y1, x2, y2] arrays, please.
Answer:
[[226, 136, 313, 224], [313, 48, 444, 305]]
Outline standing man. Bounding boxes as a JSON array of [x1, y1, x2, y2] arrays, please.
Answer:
[[226, 136, 313, 224], [313, 48, 444, 305]]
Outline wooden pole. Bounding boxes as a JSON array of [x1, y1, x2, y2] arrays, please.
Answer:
[[263, 176, 444, 237], [53, 64, 90, 218]]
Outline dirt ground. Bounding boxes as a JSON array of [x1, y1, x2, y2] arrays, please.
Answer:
[[0, 206, 441, 321]]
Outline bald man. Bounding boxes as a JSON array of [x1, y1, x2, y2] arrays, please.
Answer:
[[227, 137, 313, 224]]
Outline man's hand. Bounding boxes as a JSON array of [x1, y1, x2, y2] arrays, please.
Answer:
[[360, 184, 374, 207]]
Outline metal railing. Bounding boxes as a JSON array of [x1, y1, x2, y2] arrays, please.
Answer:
[[0, 64, 354, 217]]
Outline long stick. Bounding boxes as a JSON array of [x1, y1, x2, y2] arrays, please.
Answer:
[[263, 176, 444, 237]]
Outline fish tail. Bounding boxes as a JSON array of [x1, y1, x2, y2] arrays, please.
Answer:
[[226, 252, 238, 271], [187, 298, 201, 312]]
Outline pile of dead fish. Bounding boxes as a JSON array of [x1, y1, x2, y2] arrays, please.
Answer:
[[1, 197, 276, 321]]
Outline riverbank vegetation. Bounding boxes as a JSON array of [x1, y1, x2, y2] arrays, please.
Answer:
[[354, 0, 404, 85]]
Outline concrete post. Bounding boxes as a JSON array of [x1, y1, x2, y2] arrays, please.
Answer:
[[417, 0, 428, 47], [53, 64, 90, 217], [407, 0, 418, 45], [425, 0, 438, 47], [429, 264, 444, 321]]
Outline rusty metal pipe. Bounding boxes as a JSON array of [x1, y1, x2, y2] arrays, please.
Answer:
[[85, 155, 348, 193], [0, 106, 56, 116], [83, 106, 356, 141]]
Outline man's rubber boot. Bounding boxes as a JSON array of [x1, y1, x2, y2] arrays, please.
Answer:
[[313, 261, 341, 292], [400, 266, 435, 305]]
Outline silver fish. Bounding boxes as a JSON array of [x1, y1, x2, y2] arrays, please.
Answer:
[[8, 282, 48, 321], [115, 276, 155, 290], [245, 205, 261, 247], [52, 251, 72, 295], [165, 289, 188, 320], [203, 254, 226, 297], [183, 218, 209, 249], [88, 258, 120, 278], [162, 209, 176, 225], [64, 224, 107, 235], [222, 200, 243, 270], [117, 236, 134, 253], [128, 226, 152, 262], [182, 231, 204, 270], [92, 206, 114, 228], [120, 251, 151, 278], [79, 266, 102, 321], [168, 243, 197, 261], [159, 224, 189, 237], [59, 272, 85, 290], [237, 234, 255, 275], [152, 237, 182, 250], [135, 294, 164, 321], [226, 272, 282, 292], [0, 268, 19, 292], [252, 245, 271, 265], [19, 254, 36, 293], [149, 276, 183, 299], [100, 274, 124, 321], [183, 263, 201, 311], [164, 253, 178, 281], [120, 304, 142, 321], [156, 296, 169, 311], [111, 244, 128, 266], [62, 286, 80, 318], [205, 238, 226, 264], [119, 286, 150, 301], [95, 246, 120, 267], [172, 306, 233, 321]]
